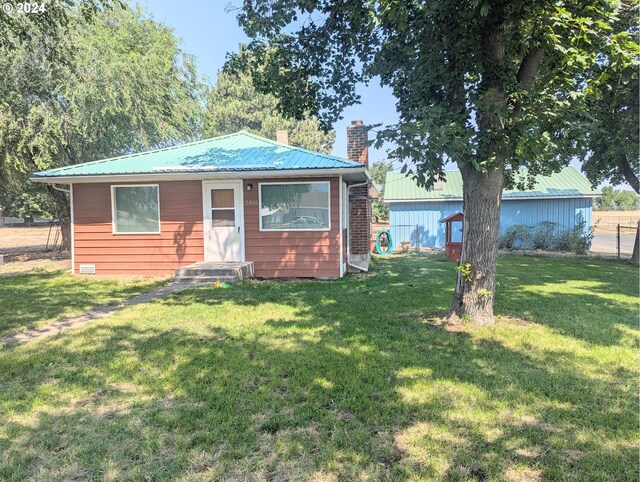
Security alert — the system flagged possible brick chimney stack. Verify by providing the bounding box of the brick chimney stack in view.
[346,120,371,273]
[276,130,289,145]
[346,120,368,167]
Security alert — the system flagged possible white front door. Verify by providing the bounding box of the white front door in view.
[203,181,244,262]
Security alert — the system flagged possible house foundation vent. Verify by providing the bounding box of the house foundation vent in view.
[79,264,96,275]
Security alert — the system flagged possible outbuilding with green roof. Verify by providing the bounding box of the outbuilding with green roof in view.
[384,166,600,249]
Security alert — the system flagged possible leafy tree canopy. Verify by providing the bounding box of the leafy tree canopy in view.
[0,4,204,246]
[229,0,623,188]
[369,160,392,222]
[369,160,393,189]
[0,0,120,63]
[572,1,639,193]
[203,69,334,153]
[595,186,640,211]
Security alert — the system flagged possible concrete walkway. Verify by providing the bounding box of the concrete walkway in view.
[1,282,203,347]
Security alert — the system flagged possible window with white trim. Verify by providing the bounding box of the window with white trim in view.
[112,185,160,234]
[260,182,330,231]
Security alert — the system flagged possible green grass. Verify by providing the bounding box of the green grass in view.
[0,254,637,480]
[0,268,167,338]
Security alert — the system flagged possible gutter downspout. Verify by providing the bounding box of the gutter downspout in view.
[346,179,371,272]
[51,184,70,194]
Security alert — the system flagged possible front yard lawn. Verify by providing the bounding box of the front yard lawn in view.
[0,269,167,338]
[0,254,637,480]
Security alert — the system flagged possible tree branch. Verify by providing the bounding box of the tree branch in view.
[322,1,343,34]
[512,46,544,119]
[619,153,640,194]
[438,18,466,115]
[517,46,544,90]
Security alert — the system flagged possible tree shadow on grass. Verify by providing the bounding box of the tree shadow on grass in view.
[0,279,636,480]
[165,253,637,347]
[0,271,164,337]
[494,254,638,346]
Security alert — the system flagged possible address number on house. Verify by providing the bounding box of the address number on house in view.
[244,200,258,206]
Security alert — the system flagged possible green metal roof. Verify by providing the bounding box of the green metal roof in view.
[33,131,363,179]
[384,166,600,202]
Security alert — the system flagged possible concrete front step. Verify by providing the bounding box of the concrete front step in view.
[176,268,243,277]
[173,261,254,283]
[169,275,240,284]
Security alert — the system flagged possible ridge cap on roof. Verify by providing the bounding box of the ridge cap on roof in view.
[237,130,362,167]
[384,164,599,201]
[35,132,250,176]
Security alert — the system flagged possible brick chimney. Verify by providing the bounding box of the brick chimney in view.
[276,130,288,145]
[346,120,371,273]
[346,120,368,167]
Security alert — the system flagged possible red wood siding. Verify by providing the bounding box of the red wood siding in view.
[244,177,341,278]
[72,177,343,278]
[72,181,204,274]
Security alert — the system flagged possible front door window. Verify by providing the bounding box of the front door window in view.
[211,189,236,227]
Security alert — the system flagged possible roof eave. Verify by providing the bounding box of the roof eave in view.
[384,194,601,203]
[30,167,370,184]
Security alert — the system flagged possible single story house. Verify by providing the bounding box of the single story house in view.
[384,166,600,248]
[31,121,373,278]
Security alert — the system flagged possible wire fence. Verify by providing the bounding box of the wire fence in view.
[381,221,637,259]
[0,217,54,227]
[590,224,638,259]
[593,213,639,233]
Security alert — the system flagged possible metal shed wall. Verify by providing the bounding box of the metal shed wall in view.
[389,197,593,248]
[500,198,592,234]
[389,201,464,248]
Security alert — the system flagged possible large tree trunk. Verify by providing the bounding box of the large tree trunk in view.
[446,16,508,325]
[45,185,71,252]
[447,164,505,325]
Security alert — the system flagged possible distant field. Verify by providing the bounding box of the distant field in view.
[0,226,52,253]
[593,210,639,233]
[0,226,70,273]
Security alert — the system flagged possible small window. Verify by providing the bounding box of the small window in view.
[260,182,330,231]
[112,185,160,234]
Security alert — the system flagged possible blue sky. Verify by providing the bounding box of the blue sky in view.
[141,0,398,164]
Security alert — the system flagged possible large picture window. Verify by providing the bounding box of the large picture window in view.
[260,182,330,231]
[112,185,160,234]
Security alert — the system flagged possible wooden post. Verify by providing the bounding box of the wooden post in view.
[415,224,419,253]
[617,224,621,259]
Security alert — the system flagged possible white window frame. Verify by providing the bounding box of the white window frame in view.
[110,184,161,235]
[258,181,331,232]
